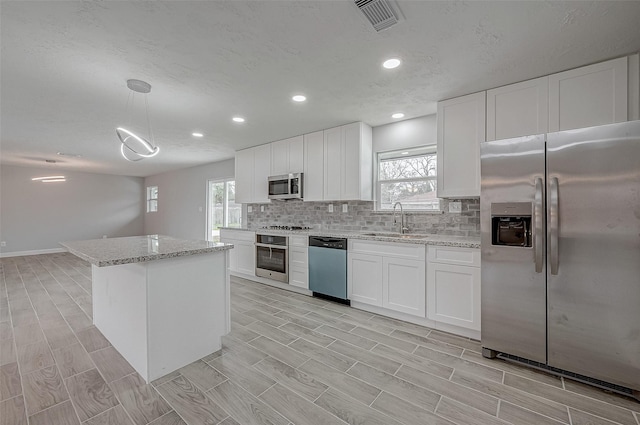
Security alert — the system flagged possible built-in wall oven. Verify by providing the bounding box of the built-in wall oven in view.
[255,234,288,283]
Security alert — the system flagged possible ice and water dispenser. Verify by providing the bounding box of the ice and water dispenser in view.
[491,202,532,247]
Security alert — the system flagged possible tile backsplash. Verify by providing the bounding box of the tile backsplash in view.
[247,199,480,237]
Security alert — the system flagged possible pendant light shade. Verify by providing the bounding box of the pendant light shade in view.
[116,79,160,162]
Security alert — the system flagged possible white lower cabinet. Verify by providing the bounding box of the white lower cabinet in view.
[426,246,481,332]
[220,229,255,276]
[348,240,425,317]
[348,253,383,306]
[288,235,308,289]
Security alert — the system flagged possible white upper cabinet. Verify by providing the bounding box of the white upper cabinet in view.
[271,135,304,175]
[487,76,549,141]
[303,130,324,202]
[235,144,271,204]
[234,148,254,204]
[437,92,485,198]
[323,122,373,201]
[548,56,628,132]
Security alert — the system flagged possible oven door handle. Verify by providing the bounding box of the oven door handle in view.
[255,243,288,249]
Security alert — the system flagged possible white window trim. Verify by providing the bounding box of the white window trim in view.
[375,146,440,212]
[146,186,158,213]
[206,178,240,241]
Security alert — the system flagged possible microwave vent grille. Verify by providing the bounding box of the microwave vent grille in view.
[354,0,398,32]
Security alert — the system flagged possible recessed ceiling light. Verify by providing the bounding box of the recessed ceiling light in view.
[401,152,410,155]
[192,132,204,137]
[232,117,245,123]
[292,95,306,102]
[383,58,401,69]
[392,113,404,119]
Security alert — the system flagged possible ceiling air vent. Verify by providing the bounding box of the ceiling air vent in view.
[354,0,398,32]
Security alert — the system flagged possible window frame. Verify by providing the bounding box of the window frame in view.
[206,178,241,241]
[146,185,158,213]
[375,146,440,212]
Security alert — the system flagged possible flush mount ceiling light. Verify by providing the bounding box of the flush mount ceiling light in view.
[292,95,307,102]
[392,112,404,119]
[192,132,204,137]
[383,58,401,69]
[32,175,66,183]
[232,116,245,123]
[116,79,160,162]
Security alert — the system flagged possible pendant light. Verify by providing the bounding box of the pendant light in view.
[116,79,160,161]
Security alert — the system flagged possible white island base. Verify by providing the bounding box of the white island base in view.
[92,252,229,383]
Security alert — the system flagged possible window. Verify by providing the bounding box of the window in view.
[146,186,158,212]
[376,146,440,211]
[207,179,242,241]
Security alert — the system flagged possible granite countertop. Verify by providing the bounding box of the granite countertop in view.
[60,235,233,267]
[220,227,480,248]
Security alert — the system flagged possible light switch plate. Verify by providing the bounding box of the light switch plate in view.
[449,201,462,213]
[247,206,253,213]
[261,205,265,212]
[342,204,348,213]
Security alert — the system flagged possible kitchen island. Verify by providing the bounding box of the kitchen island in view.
[60,235,233,383]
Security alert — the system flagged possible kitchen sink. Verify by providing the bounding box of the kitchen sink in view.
[360,232,429,239]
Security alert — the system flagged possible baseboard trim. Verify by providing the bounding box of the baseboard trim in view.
[0,248,67,258]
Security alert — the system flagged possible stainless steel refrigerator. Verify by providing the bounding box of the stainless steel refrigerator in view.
[480,120,640,399]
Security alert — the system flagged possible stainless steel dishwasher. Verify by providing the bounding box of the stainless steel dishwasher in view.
[308,236,349,304]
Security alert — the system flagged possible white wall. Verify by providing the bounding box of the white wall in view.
[144,159,234,240]
[0,165,145,255]
[373,114,436,153]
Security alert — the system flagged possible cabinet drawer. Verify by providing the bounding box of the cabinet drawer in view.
[427,246,480,267]
[290,247,308,267]
[289,235,308,247]
[220,229,255,242]
[349,240,425,260]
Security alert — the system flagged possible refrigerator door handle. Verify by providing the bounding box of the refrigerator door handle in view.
[550,177,559,275]
[534,177,544,273]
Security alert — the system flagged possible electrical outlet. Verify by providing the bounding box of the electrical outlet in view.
[342,204,348,213]
[449,201,462,213]
[247,206,253,213]
[260,205,265,212]
[198,206,203,212]
[328,204,334,213]
[102,235,107,239]
[0,241,6,247]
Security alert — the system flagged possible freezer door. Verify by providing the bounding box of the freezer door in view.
[480,135,547,362]
[547,120,640,391]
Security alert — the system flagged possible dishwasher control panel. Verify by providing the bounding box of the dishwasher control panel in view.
[309,236,347,250]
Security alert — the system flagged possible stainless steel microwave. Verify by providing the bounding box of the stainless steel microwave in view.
[268,173,303,200]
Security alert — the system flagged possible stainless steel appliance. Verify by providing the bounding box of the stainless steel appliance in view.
[480,120,640,400]
[255,234,288,283]
[308,236,348,303]
[268,173,303,200]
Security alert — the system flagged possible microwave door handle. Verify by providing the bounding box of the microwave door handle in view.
[534,177,544,273]
[549,177,559,275]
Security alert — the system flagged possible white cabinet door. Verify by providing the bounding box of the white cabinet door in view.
[549,56,628,132]
[323,126,342,201]
[253,144,272,203]
[289,247,308,289]
[232,242,256,276]
[303,130,324,201]
[437,92,485,198]
[348,252,383,306]
[270,139,290,176]
[271,135,304,175]
[235,148,254,204]
[382,257,426,317]
[342,122,362,201]
[427,262,480,331]
[288,135,304,173]
[487,77,549,141]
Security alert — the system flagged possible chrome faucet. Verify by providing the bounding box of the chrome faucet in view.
[392,202,408,234]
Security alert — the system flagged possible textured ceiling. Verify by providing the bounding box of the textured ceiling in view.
[2,1,640,177]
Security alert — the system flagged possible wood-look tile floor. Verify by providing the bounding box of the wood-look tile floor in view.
[1,253,639,425]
